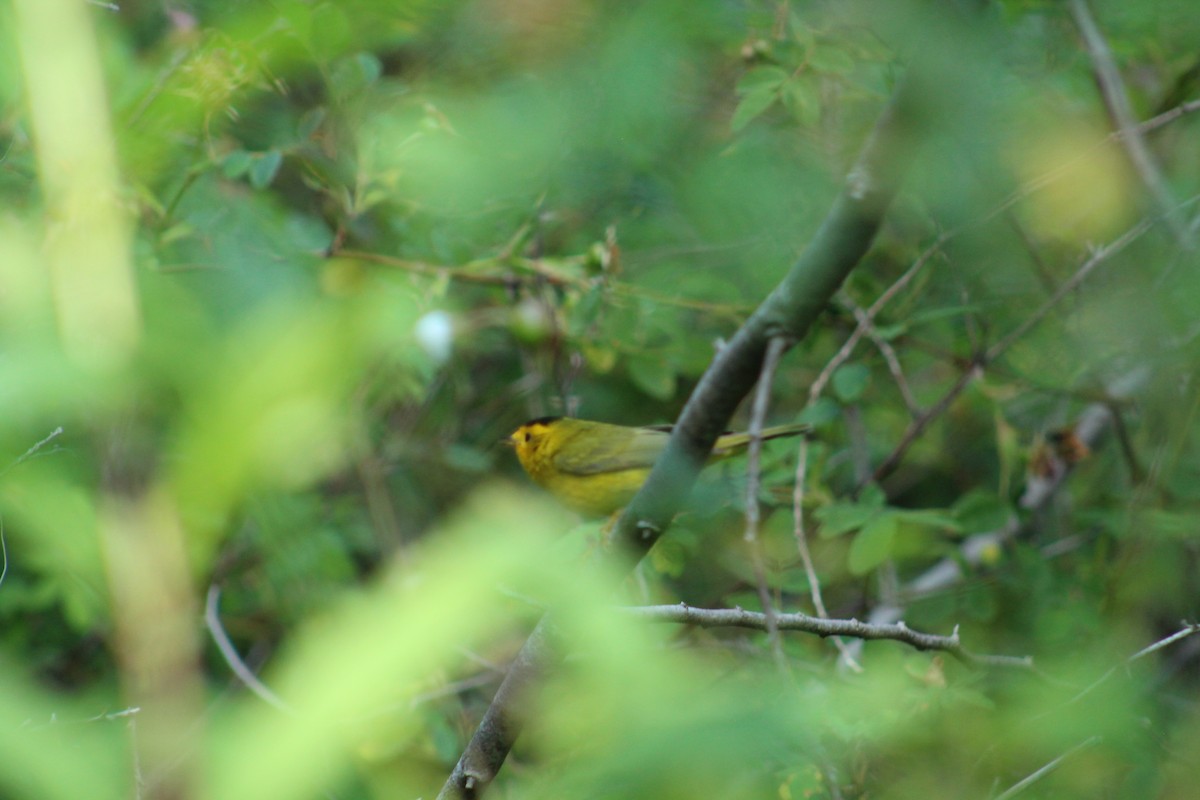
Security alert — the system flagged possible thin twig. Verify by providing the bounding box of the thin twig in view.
[793,439,863,672]
[992,736,1102,800]
[1062,621,1200,708]
[624,604,1033,668]
[1003,208,1060,295]
[871,210,1166,487]
[339,248,747,316]
[0,427,66,593]
[1069,0,1194,250]
[843,296,921,418]
[204,585,296,716]
[1106,401,1145,483]
[985,216,1158,362]
[1129,621,1200,661]
[744,336,790,674]
[850,367,1150,664]
[870,362,984,485]
[809,235,947,401]
[796,239,946,666]
[983,98,1200,228]
[0,426,64,480]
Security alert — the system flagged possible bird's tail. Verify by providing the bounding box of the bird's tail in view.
[711,422,810,455]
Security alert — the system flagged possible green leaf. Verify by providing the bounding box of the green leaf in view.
[354,52,383,84]
[158,222,196,246]
[222,150,254,179]
[297,108,326,140]
[627,355,676,401]
[731,86,779,131]
[249,151,283,189]
[808,45,856,74]
[650,539,686,577]
[848,513,897,575]
[907,304,983,327]
[780,78,819,126]
[797,397,841,427]
[893,508,963,534]
[1143,509,1200,540]
[859,482,887,508]
[330,52,384,96]
[872,322,907,340]
[953,490,1015,534]
[735,66,789,95]
[815,500,880,538]
[832,363,870,403]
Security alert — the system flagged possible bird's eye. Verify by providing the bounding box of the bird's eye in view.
[524,432,532,442]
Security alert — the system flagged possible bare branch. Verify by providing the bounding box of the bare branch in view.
[623,604,1033,669]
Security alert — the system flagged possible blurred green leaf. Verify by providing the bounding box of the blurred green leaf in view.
[222,150,254,179]
[893,508,962,534]
[797,397,841,427]
[736,66,790,95]
[780,77,820,126]
[249,150,284,189]
[832,362,871,403]
[953,490,1015,534]
[809,45,856,74]
[297,108,326,140]
[731,86,780,132]
[848,512,897,575]
[627,354,676,401]
[208,486,577,800]
[649,538,687,577]
[815,499,881,538]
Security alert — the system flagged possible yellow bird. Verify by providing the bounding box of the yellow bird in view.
[507,416,809,516]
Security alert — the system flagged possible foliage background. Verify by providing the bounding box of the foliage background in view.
[1,0,1199,798]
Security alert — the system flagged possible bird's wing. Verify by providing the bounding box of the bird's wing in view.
[551,424,670,475]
